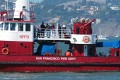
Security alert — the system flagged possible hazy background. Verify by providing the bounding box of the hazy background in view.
[32,0,43,3]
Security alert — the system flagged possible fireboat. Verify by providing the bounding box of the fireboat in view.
[0,0,120,72]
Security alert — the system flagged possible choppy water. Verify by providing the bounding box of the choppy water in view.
[0,72,120,80]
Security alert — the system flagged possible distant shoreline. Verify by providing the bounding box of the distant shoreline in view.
[32,0,43,3]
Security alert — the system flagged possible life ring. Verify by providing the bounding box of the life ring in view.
[2,48,9,55]
[82,36,90,43]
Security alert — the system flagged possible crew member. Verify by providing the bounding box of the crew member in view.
[40,22,45,38]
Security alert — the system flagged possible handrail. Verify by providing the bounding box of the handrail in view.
[34,29,72,39]
[0,10,35,21]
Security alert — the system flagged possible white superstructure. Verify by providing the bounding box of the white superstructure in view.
[14,0,30,20]
[0,0,34,42]
[0,22,34,42]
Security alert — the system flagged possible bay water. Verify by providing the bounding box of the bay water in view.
[0,72,120,80]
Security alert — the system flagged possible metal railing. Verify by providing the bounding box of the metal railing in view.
[34,29,72,39]
[0,10,35,21]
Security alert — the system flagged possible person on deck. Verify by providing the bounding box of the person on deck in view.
[62,24,66,38]
[40,22,46,38]
[51,23,55,30]
[45,24,51,38]
[58,24,61,38]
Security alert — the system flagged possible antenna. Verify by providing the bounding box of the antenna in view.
[5,0,9,10]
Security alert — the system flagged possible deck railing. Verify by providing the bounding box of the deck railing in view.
[34,29,72,39]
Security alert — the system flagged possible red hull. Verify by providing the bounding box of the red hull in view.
[1,65,120,72]
[0,55,120,72]
[0,41,33,55]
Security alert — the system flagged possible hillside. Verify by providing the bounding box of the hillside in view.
[0,0,120,36]
[34,0,120,36]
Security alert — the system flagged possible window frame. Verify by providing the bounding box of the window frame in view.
[10,23,16,31]
[0,23,3,31]
[18,23,24,31]
[4,23,9,31]
[25,23,31,31]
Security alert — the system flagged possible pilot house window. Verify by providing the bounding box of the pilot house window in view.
[18,23,23,31]
[10,23,16,31]
[4,23,9,30]
[0,23,3,31]
[25,23,31,31]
